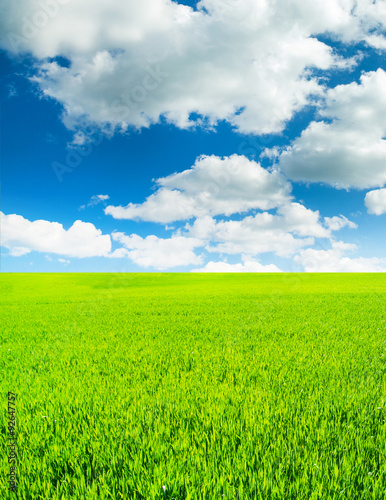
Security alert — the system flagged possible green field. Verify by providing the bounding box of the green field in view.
[1,273,386,499]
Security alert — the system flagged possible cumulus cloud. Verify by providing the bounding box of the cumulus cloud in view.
[324,215,357,231]
[0,212,112,257]
[111,231,203,269]
[365,188,386,215]
[184,202,334,258]
[108,191,360,266]
[294,241,386,272]
[278,69,386,189]
[1,0,377,135]
[105,155,292,222]
[192,259,282,273]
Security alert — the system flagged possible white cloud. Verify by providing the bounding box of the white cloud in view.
[278,203,330,238]
[294,241,386,272]
[2,0,377,135]
[192,259,282,273]
[70,131,88,146]
[111,231,203,269]
[80,194,110,210]
[105,155,292,222]
[93,194,109,202]
[106,189,198,224]
[278,69,386,189]
[0,212,112,257]
[348,0,386,48]
[324,215,357,231]
[184,202,333,258]
[58,258,70,265]
[365,188,386,215]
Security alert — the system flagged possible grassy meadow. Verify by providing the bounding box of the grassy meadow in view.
[1,273,386,499]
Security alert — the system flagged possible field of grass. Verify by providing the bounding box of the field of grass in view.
[1,273,386,499]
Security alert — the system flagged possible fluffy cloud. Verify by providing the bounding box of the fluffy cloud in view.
[111,232,203,269]
[184,203,358,258]
[192,259,282,273]
[294,241,386,272]
[105,155,292,222]
[1,212,112,257]
[2,0,378,135]
[5,0,385,59]
[324,215,357,231]
[184,202,335,258]
[107,175,359,265]
[278,69,386,189]
[365,188,386,215]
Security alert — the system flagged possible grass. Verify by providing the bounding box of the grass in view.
[1,273,386,499]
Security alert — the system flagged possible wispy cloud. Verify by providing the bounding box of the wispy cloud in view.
[79,194,110,211]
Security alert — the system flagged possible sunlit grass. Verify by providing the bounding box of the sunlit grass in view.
[1,273,386,499]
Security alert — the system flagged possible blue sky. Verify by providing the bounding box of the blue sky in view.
[0,0,386,272]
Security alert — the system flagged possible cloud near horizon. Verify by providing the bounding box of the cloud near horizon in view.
[1,204,361,271]
[105,155,292,223]
[0,212,112,258]
[294,241,386,272]
[192,259,282,273]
